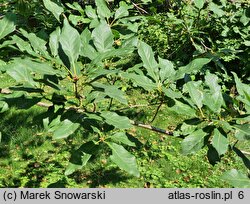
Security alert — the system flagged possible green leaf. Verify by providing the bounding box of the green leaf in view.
[91,47,134,65]
[0,40,14,50]
[234,124,250,141]
[92,20,114,53]
[11,58,57,76]
[176,58,211,79]
[95,0,111,19]
[49,27,61,57]
[92,83,128,105]
[20,29,48,57]
[65,154,91,176]
[182,129,207,155]
[185,81,204,109]
[69,15,91,26]
[211,128,228,156]
[65,141,99,176]
[59,19,81,75]
[108,142,139,177]
[243,41,250,46]
[232,72,250,112]
[0,132,1,143]
[138,41,159,81]
[221,169,250,188]
[43,0,64,22]
[209,2,225,17]
[240,9,250,26]
[111,132,136,147]
[11,35,37,56]
[194,0,205,10]
[214,120,233,132]
[66,2,85,15]
[236,115,250,124]
[1,94,41,109]
[204,73,224,113]
[85,5,98,19]
[0,13,16,40]
[80,28,92,45]
[80,28,97,60]
[0,60,6,71]
[180,122,197,136]
[122,73,157,91]
[158,57,175,82]
[170,99,197,117]
[233,72,250,98]
[0,101,9,113]
[101,111,132,129]
[86,67,119,81]
[52,119,80,139]
[6,63,37,87]
[162,87,182,99]
[114,2,130,20]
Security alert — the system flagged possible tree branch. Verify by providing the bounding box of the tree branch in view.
[130,120,173,136]
[35,102,173,136]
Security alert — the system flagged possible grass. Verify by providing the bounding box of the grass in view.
[0,104,248,188]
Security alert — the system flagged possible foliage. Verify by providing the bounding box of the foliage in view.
[139,0,250,81]
[0,106,247,187]
[0,0,249,187]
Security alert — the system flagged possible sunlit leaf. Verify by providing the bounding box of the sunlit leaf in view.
[115,2,130,20]
[52,119,80,139]
[6,63,37,87]
[92,20,114,53]
[234,124,250,141]
[80,28,97,60]
[182,129,207,155]
[222,169,250,188]
[194,0,205,10]
[111,132,136,147]
[158,57,175,82]
[20,29,48,57]
[122,73,157,91]
[85,5,98,19]
[138,41,159,81]
[59,18,81,75]
[0,101,9,113]
[185,81,204,109]
[108,142,140,177]
[0,13,16,40]
[101,111,132,129]
[11,35,37,56]
[204,73,224,113]
[92,83,128,105]
[43,0,64,22]
[176,58,211,79]
[49,27,61,57]
[211,128,228,156]
[95,0,111,19]
[170,99,197,117]
[65,141,99,176]
[209,2,225,17]
[65,154,91,176]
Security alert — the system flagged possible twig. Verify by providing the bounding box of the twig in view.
[150,101,163,123]
[37,102,52,108]
[35,102,173,136]
[241,150,250,156]
[130,120,173,136]
[117,102,162,111]
[131,1,148,14]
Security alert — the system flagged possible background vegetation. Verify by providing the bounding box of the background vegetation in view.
[0,0,249,187]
